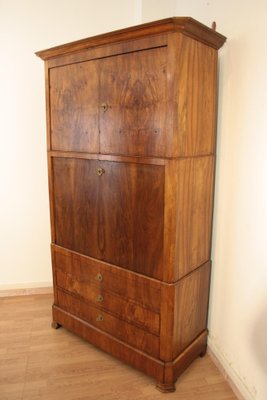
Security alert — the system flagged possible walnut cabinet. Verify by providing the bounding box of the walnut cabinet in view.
[36,17,226,392]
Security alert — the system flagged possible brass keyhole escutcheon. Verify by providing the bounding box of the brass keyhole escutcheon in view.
[96,314,104,322]
[96,294,103,302]
[100,102,108,112]
[96,167,105,176]
[95,273,103,281]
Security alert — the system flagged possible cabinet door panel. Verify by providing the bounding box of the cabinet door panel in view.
[50,61,99,152]
[100,161,164,279]
[100,47,168,157]
[53,158,164,280]
[53,158,101,259]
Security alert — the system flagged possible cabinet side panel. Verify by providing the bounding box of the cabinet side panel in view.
[175,156,214,279]
[173,262,210,358]
[173,34,218,157]
[47,154,56,244]
[165,34,180,158]
[163,159,178,282]
[45,63,52,150]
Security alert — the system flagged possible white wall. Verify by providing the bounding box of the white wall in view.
[1,1,267,399]
[0,0,138,288]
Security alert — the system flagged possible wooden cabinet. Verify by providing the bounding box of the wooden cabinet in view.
[36,17,226,392]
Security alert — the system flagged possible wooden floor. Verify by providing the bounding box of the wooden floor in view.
[0,294,237,400]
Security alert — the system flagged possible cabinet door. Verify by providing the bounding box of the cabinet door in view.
[53,157,102,259]
[99,161,164,279]
[53,158,164,280]
[50,61,99,152]
[99,47,168,157]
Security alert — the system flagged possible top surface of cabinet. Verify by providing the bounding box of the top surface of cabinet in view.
[36,17,226,60]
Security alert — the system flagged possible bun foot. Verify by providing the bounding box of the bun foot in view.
[156,382,176,393]
[199,345,207,358]
[51,321,61,329]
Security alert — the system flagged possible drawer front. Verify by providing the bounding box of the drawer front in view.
[53,245,161,312]
[57,289,159,358]
[56,268,160,335]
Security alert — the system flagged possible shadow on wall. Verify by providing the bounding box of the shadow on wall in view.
[251,299,267,373]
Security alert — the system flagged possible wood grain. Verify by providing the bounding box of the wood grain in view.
[100,46,168,157]
[49,150,167,165]
[52,304,165,383]
[52,245,161,312]
[47,32,219,158]
[159,262,210,362]
[46,35,168,69]
[99,160,164,278]
[159,283,175,361]
[52,157,99,256]
[56,269,160,335]
[163,156,214,282]
[172,262,211,358]
[36,17,226,392]
[53,157,164,279]
[49,61,99,152]
[175,157,214,279]
[173,35,218,157]
[56,289,160,358]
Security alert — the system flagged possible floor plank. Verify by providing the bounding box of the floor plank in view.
[0,294,237,400]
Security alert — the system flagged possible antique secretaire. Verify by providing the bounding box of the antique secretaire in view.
[36,17,226,391]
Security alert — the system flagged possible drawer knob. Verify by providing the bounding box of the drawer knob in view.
[96,167,105,176]
[96,314,104,322]
[95,273,103,281]
[96,294,103,302]
[100,102,108,112]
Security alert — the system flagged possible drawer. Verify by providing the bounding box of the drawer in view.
[52,245,161,312]
[56,268,159,335]
[57,289,159,358]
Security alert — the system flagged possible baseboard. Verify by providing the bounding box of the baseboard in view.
[208,341,254,400]
[0,283,53,297]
